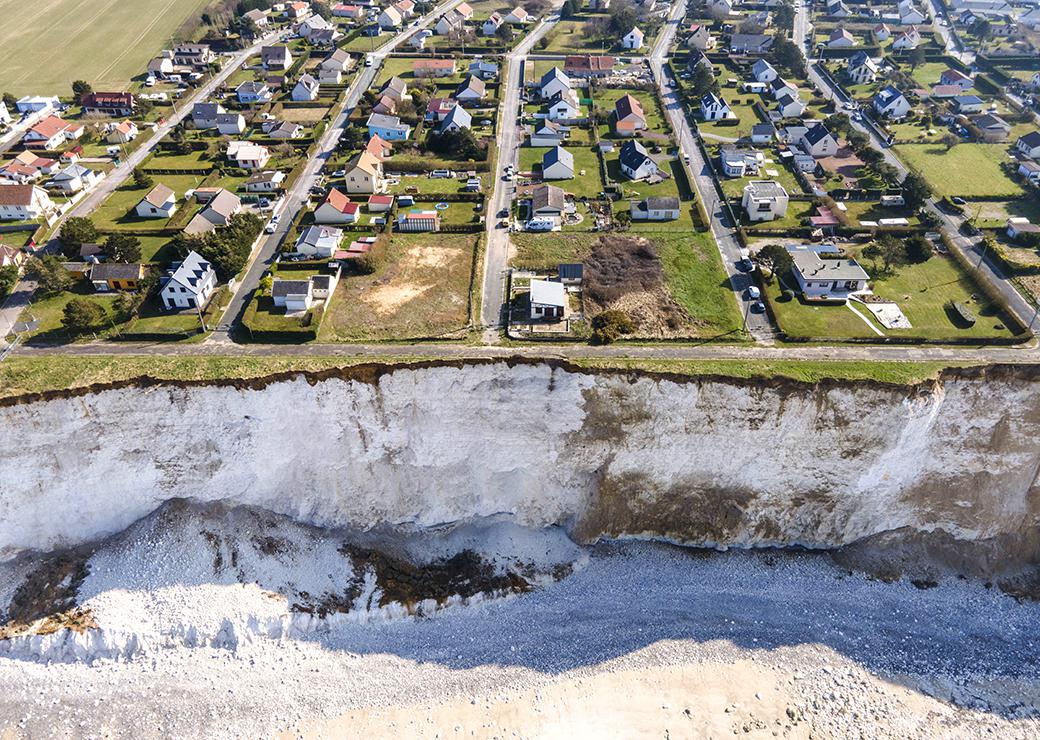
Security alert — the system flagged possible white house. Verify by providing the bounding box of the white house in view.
[1015,131,1040,159]
[687,24,713,50]
[741,180,789,222]
[752,59,778,84]
[892,26,921,49]
[227,141,272,170]
[828,28,856,47]
[531,120,566,147]
[622,27,645,50]
[939,68,973,91]
[295,225,343,257]
[0,184,52,221]
[874,23,891,41]
[161,251,217,310]
[292,75,320,102]
[799,123,838,158]
[541,146,574,180]
[873,85,911,119]
[505,6,530,23]
[790,250,870,300]
[440,104,472,132]
[343,151,384,194]
[540,67,571,100]
[630,196,681,221]
[720,147,761,178]
[547,89,582,121]
[619,139,658,180]
[846,52,878,84]
[776,93,806,118]
[135,184,177,219]
[314,188,361,223]
[185,189,242,235]
[107,120,139,144]
[483,12,504,34]
[1017,160,1040,183]
[699,92,731,121]
[898,0,926,24]
[245,170,286,192]
[529,279,566,321]
[261,45,293,70]
[216,113,246,136]
[50,164,100,194]
[378,5,403,28]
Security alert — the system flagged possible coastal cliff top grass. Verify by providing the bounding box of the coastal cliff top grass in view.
[0,355,976,399]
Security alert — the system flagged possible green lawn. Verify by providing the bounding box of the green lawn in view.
[518,145,604,198]
[16,285,121,343]
[719,159,804,201]
[607,158,697,232]
[142,150,214,170]
[593,88,668,139]
[91,174,211,231]
[655,231,744,338]
[893,143,1024,199]
[906,61,954,89]
[741,199,815,230]
[698,97,762,140]
[511,232,599,269]
[375,56,464,86]
[541,18,614,54]
[389,175,469,194]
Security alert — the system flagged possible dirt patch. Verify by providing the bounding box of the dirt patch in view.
[366,283,433,314]
[0,550,97,640]
[817,146,865,186]
[583,235,691,335]
[279,107,331,123]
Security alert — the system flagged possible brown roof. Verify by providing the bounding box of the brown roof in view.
[82,92,134,107]
[564,55,616,73]
[614,93,645,121]
[414,58,455,70]
[90,263,144,281]
[0,184,35,206]
[144,184,175,207]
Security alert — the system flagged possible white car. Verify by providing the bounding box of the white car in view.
[265,215,280,234]
[746,286,761,300]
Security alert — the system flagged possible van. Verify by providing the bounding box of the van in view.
[430,169,452,178]
[365,55,374,67]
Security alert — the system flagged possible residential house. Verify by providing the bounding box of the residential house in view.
[1006,217,1040,240]
[939,68,973,90]
[953,94,984,113]
[262,46,293,70]
[972,113,1011,142]
[319,50,353,83]
[1017,160,1040,184]
[741,180,789,221]
[531,120,566,146]
[687,23,713,50]
[366,112,411,140]
[173,44,215,68]
[245,170,286,192]
[380,76,409,102]
[161,251,216,310]
[373,94,397,115]
[846,51,878,84]
[800,123,838,157]
[148,55,176,78]
[873,85,911,119]
[90,263,145,292]
[720,146,761,177]
[244,8,269,26]
[752,59,778,83]
[237,81,273,104]
[0,245,24,268]
[216,113,246,136]
[874,23,891,40]
[790,250,869,300]
[378,5,403,28]
[408,29,431,49]
[456,2,475,20]
[687,49,713,76]
[185,189,242,234]
[365,134,393,160]
[367,194,394,212]
[622,27,645,50]
[292,74,320,101]
[0,184,52,220]
[898,0,926,24]
[769,76,798,100]
[699,92,731,121]
[285,1,312,19]
[227,141,272,169]
[930,84,963,99]
[541,146,575,180]
[343,150,384,193]
[708,0,734,17]
[107,120,139,144]
[295,225,343,257]
[751,122,775,144]
[469,60,499,80]
[440,105,473,132]
[298,15,337,39]
[23,116,83,150]
[631,196,681,221]
[528,279,565,321]
[413,58,456,77]
[483,13,504,34]
[426,97,457,121]
[135,184,177,218]
[397,209,441,231]
[827,0,851,16]
[192,102,225,129]
[263,120,304,138]
[394,0,415,17]
[563,55,616,78]
[730,33,773,54]
[619,139,658,180]
[530,183,565,217]
[273,276,333,312]
[540,67,571,99]
[892,26,921,49]
[505,6,530,23]
[333,4,366,19]
[80,92,135,117]
[776,93,805,118]
[314,188,362,223]
[1015,131,1040,159]
[435,8,464,34]
[548,89,582,121]
[828,28,856,47]
[455,75,486,102]
[15,96,59,114]
[50,164,100,194]
[613,93,647,134]
[0,101,11,124]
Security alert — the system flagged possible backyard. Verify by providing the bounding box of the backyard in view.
[892,143,1024,199]
[518,145,604,198]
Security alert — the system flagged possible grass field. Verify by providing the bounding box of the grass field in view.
[0,0,211,96]
[892,144,1024,199]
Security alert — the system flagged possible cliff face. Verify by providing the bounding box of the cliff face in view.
[2,361,1039,569]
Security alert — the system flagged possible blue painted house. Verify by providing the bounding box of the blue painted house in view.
[366,112,412,141]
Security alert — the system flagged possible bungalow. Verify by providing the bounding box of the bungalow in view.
[455,75,486,102]
[263,120,304,138]
[929,84,963,99]
[631,196,681,221]
[892,27,921,49]
[107,120,139,144]
[23,116,83,150]
[699,92,731,121]
[741,180,789,221]
[720,146,761,177]
[192,102,225,129]
[687,23,713,50]
[751,122,775,144]
[380,76,409,102]
[776,93,806,118]
[50,164,100,194]
[160,251,216,311]
[619,139,658,180]
[366,112,411,141]
[1006,217,1040,240]
[80,92,135,117]
[135,184,177,219]
[622,27,645,50]
[873,85,911,119]
[90,263,145,292]
[440,105,473,132]
[227,141,272,169]
[366,134,392,160]
[216,113,246,136]
[244,170,286,192]
[0,184,53,221]
[237,81,273,104]
[469,60,499,80]
[791,250,869,300]
[530,183,565,217]
[373,94,397,115]
[343,150,384,193]
[531,120,566,147]
[333,4,366,19]
[173,44,215,68]
[295,225,343,257]
[541,146,575,180]
[939,68,973,90]
[800,123,838,157]
[953,94,984,113]
[1015,131,1040,159]
[564,55,616,78]
[434,8,464,34]
[367,194,395,212]
[972,113,1010,142]
[413,58,456,78]
[292,74,320,101]
[529,279,566,321]
[752,59,778,84]
[273,275,333,312]
[483,13,504,34]
[548,89,582,121]
[315,188,362,223]
[898,0,926,24]
[244,8,269,25]
[505,6,530,23]
[873,23,891,41]
[15,95,59,114]
[613,93,647,134]
[828,28,856,47]
[426,97,457,121]
[261,46,293,71]
[1017,160,1040,184]
[730,33,773,54]
[397,209,441,232]
[539,67,571,99]
[185,189,242,235]
[846,52,878,85]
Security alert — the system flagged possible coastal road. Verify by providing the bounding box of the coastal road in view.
[647,0,776,342]
[211,0,464,341]
[479,8,565,338]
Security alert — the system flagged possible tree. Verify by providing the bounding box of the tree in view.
[59,217,99,258]
[607,2,637,36]
[875,162,901,186]
[105,233,142,264]
[969,18,991,48]
[770,38,806,77]
[133,168,154,189]
[62,298,107,336]
[847,129,870,152]
[863,234,906,274]
[901,171,932,210]
[590,310,634,344]
[757,244,793,279]
[425,127,485,160]
[561,0,581,18]
[905,234,933,263]
[313,2,333,20]
[28,256,72,297]
[824,113,852,137]
[613,210,631,230]
[774,1,795,33]
[940,132,960,151]
[0,265,17,299]
[258,274,273,296]
[2,92,16,110]
[72,80,93,103]
[908,47,926,71]
[690,64,716,98]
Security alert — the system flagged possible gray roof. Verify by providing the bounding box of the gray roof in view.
[531,183,565,212]
[619,139,652,170]
[367,112,406,130]
[543,145,574,170]
[973,113,1009,130]
[540,66,570,89]
[874,85,905,108]
[745,180,788,198]
[791,251,869,281]
[802,123,833,146]
[167,250,213,294]
[751,122,774,137]
[1017,131,1040,147]
[192,102,222,119]
[642,196,680,210]
[529,278,566,307]
[91,263,142,281]
[271,278,312,297]
[440,105,472,130]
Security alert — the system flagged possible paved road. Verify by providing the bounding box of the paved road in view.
[478,9,565,337]
[647,0,775,343]
[795,2,1040,334]
[0,106,57,156]
[211,0,463,342]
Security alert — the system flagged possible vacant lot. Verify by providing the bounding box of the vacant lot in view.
[0,0,211,96]
[892,144,1024,199]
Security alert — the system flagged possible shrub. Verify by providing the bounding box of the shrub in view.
[590,309,634,344]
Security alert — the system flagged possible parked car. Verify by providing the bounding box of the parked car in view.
[498,208,509,218]
[751,300,765,313]
[265,215,280,234]
[746,286,761,300]
[332,170,345,178]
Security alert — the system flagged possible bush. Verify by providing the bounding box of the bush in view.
[590,309,634,344]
